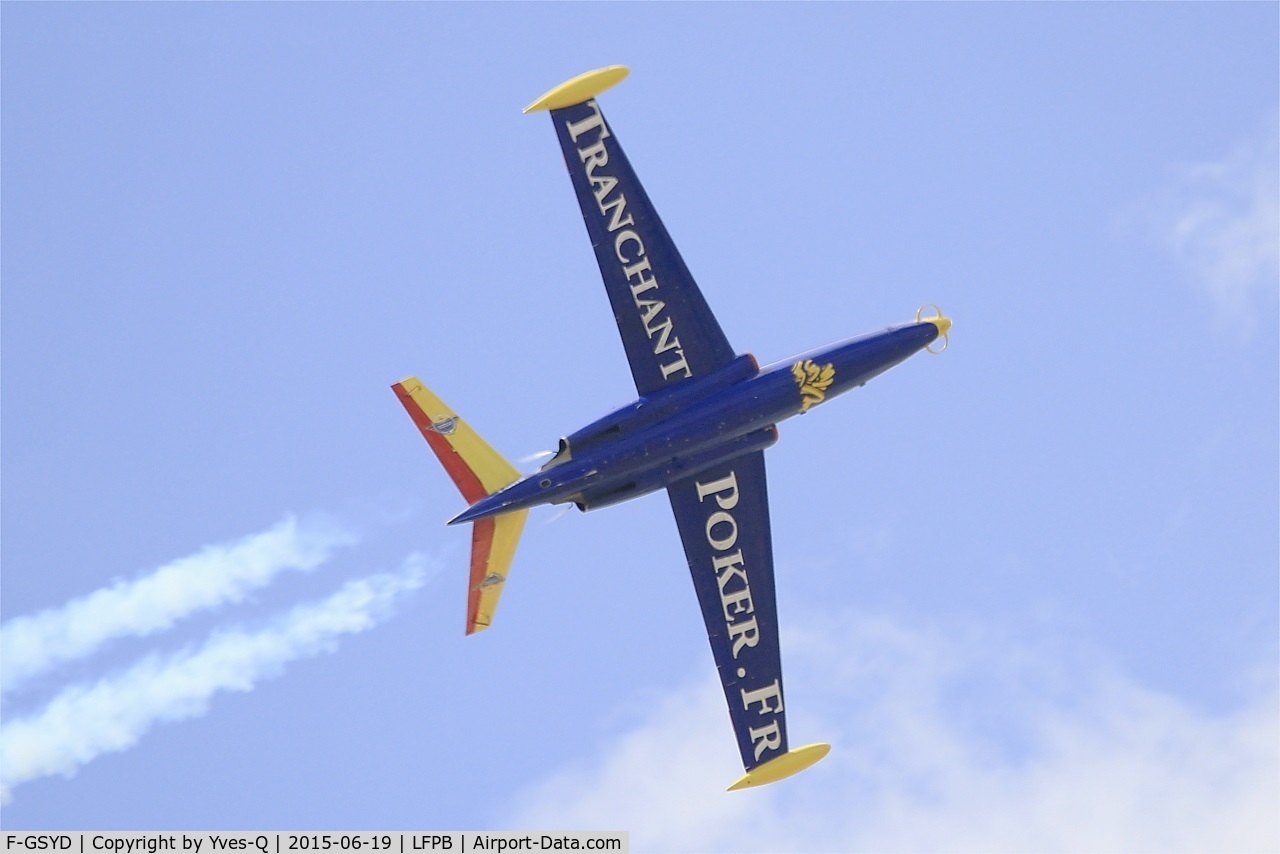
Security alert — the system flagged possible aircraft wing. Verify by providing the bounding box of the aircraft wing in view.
[666,450,795,783]
[527,67,736,396]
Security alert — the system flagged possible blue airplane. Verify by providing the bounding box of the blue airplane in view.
[394,66,950,791]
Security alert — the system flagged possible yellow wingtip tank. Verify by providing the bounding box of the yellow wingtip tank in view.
[726,742,832,791]
[523,65,630,113]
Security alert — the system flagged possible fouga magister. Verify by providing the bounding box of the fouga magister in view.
[393,66,951,791]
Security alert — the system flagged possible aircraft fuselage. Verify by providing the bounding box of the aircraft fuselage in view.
[449,318,941,526]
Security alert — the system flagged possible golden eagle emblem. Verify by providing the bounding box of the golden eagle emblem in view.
[792,359,835,413]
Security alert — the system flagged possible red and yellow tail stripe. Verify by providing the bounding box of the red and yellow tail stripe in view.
[393,377,528,635]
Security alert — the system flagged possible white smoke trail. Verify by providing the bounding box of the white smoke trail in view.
[0,555,428,802]
[0,516,355,694]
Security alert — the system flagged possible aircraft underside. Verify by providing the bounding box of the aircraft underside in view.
[394,65,950,790]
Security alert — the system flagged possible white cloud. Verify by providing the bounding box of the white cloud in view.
[1151,118,1279,338]
[0,555,428,803]
[0,516,357,694]
[507,611,1279,853]
[507,681,759,850]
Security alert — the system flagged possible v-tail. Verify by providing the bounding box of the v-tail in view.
[392,378,528,635]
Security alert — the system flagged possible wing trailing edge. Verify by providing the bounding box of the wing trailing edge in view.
[392,377,528,634]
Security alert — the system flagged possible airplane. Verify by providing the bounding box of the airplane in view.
[392,65,951,791]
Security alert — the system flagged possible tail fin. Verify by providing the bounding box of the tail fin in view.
[393,377,529,635]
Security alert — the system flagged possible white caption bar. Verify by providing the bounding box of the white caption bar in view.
[1,834,627,854]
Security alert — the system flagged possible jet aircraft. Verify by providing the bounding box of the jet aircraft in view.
[393,66,951,791]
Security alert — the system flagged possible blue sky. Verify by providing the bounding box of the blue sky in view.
[3,3,1276,849]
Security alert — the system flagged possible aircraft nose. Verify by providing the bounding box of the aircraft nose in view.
[915,305,951,353]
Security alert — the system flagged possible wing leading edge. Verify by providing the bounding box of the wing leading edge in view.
[527,67,735,396]
[666,449,829,790]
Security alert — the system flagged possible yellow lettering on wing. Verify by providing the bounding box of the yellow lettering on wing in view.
[695,472,761,657]
[569,99,691,383]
